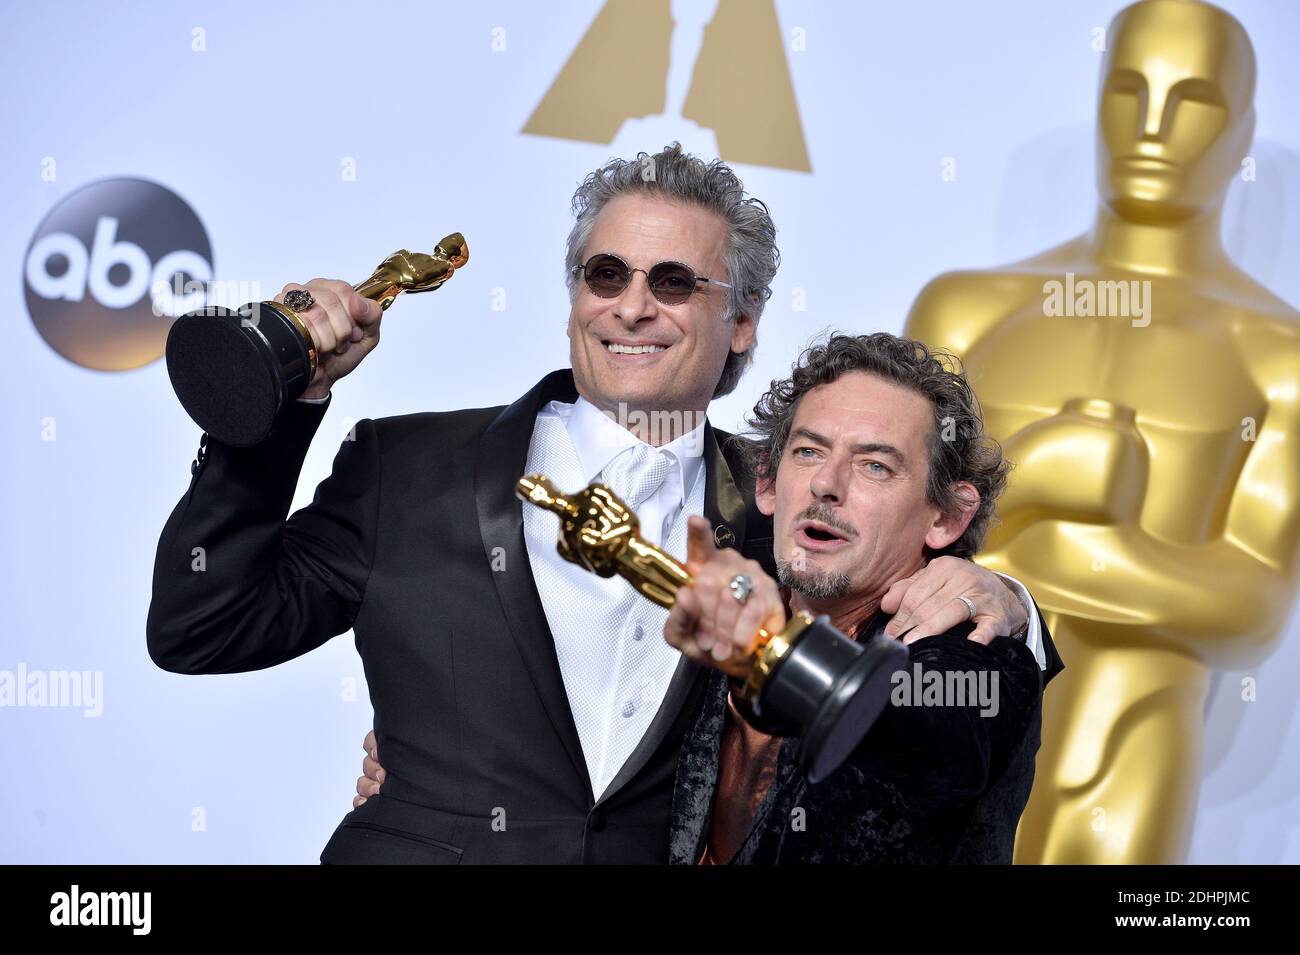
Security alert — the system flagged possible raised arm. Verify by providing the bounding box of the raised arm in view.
[146,397,380,674]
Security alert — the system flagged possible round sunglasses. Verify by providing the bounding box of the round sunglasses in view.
[572,252,732,306]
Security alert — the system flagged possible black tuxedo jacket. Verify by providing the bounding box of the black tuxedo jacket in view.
[147,369,774,864]
[669,611,1064,864]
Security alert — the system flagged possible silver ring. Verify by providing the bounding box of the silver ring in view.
[956,595,977,621]
[729,574,754,605]
[284,288,315,312]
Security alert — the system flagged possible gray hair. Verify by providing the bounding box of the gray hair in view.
[564,143,780,398]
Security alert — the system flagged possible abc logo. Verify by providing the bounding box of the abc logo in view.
[24,177,212,371]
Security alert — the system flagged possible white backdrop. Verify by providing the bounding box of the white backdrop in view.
[2,0,1296,863]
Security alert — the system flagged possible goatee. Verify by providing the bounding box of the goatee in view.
[776,558,852,600]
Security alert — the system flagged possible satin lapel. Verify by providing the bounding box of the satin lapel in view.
[597,423,750,805]
[703,424,749,557]
[474,369,593,800]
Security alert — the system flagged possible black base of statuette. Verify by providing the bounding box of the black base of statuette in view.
[165,302,314,447]
[755,616,908,784]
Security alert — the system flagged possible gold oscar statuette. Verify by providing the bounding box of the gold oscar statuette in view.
[516,473,907,783]
[905,0,1300,863]
[165,233,469,447]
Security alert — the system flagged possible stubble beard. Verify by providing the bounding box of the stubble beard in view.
[776,558,853,600]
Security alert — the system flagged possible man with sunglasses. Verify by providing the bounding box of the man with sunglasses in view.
[148,143,1053,864]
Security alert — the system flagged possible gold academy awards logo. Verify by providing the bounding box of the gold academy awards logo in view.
[523,0,811,172]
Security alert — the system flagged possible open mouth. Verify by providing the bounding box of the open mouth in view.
[795,519,853,550]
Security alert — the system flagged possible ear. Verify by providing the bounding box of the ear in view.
[923,482,979,552]
[729,309,756,356]
[755,463,777,517]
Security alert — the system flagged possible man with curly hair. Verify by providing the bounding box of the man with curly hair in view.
[664,332,1063,864]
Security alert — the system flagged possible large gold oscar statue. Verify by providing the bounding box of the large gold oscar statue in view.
[905,0,1300,863]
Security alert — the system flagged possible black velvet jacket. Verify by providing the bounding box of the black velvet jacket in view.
[669,611,1063,864]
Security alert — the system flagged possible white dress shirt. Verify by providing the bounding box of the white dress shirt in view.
[523,397,706,800]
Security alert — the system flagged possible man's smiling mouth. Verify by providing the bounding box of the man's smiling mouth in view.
[603,339,668,356]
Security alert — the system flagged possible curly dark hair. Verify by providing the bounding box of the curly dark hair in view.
[739,332,1009,560]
